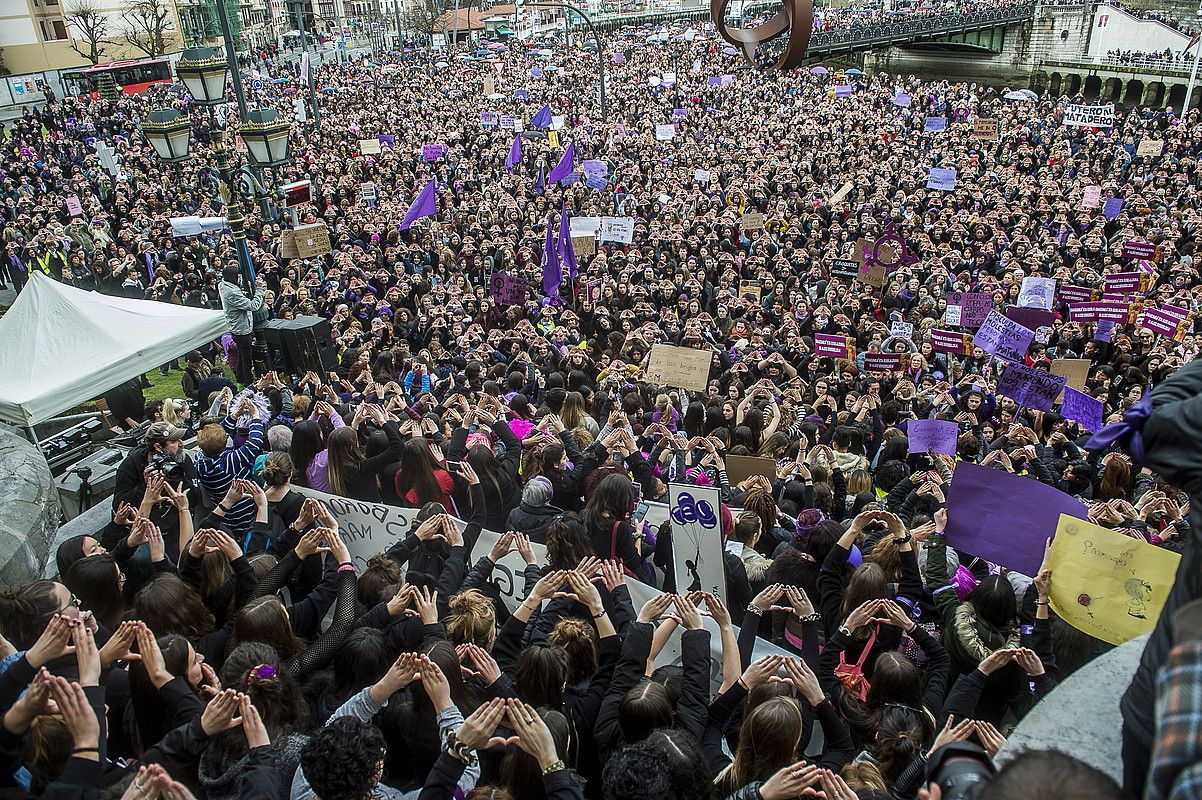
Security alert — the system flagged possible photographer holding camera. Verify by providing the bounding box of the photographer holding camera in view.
[110,420,197,561]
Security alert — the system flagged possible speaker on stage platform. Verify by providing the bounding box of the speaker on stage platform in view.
[261,316,338,376]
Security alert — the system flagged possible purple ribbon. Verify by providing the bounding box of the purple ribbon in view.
[1086,390,1153,465]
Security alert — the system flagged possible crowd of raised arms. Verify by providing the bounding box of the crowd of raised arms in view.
[1,8,1202,800]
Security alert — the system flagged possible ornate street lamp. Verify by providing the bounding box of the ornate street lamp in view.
[175,46,230,105]
[141,108,192,162]
[240,108,292,168]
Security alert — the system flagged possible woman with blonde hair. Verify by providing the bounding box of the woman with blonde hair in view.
[160,398,196,437]
[446,588,496,649]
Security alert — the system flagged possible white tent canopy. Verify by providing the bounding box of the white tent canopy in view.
[0,273,228,427]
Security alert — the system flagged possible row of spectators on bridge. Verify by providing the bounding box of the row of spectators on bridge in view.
[1104,47,1196,68]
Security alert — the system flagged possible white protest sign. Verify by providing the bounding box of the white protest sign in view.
[599,216,635,244]
[570,216,602,239]
[668,484,726,603]
[295,487,787,688]
[655,123,676,141]
[1064,103,1115,128]
[944,305,962,326]
[1018,276,1056,310]
[890,321,914,339]
[829,181,854,205]
[694,169,711,184]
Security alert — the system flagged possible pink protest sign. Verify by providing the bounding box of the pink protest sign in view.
[814,334,854,360]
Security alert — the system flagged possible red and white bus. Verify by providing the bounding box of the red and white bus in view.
[61,58,174,97]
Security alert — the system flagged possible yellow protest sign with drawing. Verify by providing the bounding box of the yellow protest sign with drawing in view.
[1048,514,1181,646]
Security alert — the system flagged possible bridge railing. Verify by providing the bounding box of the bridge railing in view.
[1039,55,1192,77]
[807,3,1035,51]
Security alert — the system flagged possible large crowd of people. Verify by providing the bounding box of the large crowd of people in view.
[1,11,1201,800]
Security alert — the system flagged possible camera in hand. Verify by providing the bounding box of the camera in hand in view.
[150,452,189,484]
[926,742,996,800]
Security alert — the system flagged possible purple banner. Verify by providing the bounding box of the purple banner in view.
[1103,197,1124,220]
[997,362,1067,412]
[1141,309,1188,340]
[946,462,1088,577]
[924,116,947,132]
[907,419,959,456]
[863,353,905,372]
[814,333,853,359]
[488,271,529,305]
[972,310,1034,363]
[930,328,971,355]
[1094,320,1115,342]
[1061,386,1103,434]
[1058,284,1097,304]
[1121,240,1156,259]
[1005,306,1055,332]
[1104,272,1148,295]
[421,143,446,161]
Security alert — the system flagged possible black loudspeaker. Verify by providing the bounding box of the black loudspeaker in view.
[261,316,338,376]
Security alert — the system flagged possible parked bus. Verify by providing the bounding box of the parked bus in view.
[60,58,174,97]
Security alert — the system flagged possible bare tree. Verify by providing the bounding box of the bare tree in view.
[401,0,440,39]
[66,0,110,65]
[122,0,174,57]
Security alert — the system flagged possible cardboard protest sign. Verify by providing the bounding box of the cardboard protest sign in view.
[930,328,971,355]
[1005,306,1055,332]
[1064,103,1115,128]
[924,116,947,133]
[997,362,1067,412]
[1018,276,1056,310]
[972,310,1034,363]
[293,222,331,257]
[359,138,382,155]
[669,484,726,599]
[646,344,711,392]
[572,236,595,259]
[1136,139,1164,158]
[1049,514,1181,645]
[907,419,959,456]
[1050,358,1091,394]
[279,229,299,259]
[945,462,1087,577]
[972,118,999,140]
[926,167,957,191]
[488,271,528,305]
[1060,386,1103,433]
[863,353,905,372]
[726,455,778,488]
[829,181,854,204]
[737,280,761,301]
[741,211,765,230]
[946,291,992,328]
[1082,185,1101,209]
[295,487,790,690]
[814,334,855,360]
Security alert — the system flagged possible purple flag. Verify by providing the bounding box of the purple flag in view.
[548,141,575,185]
[145,252,155,281]
[505,135,522,172]
[534,164,545,195]
[557,203,578,281]
[398,180,437,231]
[541,215,561,298]
[1061,386,1104,434]
[946,462,1088,577]
[532,104,553,130]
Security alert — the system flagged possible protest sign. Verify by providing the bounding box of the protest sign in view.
[737,280,761,301]
[1082,185,1101,209]
[1141,308,1189,341]
[814,333,855,360]
[358,138,382,155]
[294,487,789,688]
[1103,197,1124,220]
[1060,386,1103,433]
[1121,240,1156,259]
[945,462,1087,577]
[926,167,957,191]
[1049,514,1181,646]
[1005,306,1055,332]
[907,419,959,456]
[480,111,498,127]
[598,217,635,244]
[946,291,992,328]
[585,279,602,305]
[694,169,711,184]
[1049,358,1090,393]
[488,271,528,305]
[655,124,676,141]
[834,84,852,98]
[854,238,888,288]
[669,484,726,599]
[570,216,601,238]
[358,182,377,204]
[1104,272,1150,295]
[1159,303,1190,321]
[863,353,905,372]
[1035,326,1052,345]
[293,222,332,258]
[893,92,912,108]
[741,211,765,230]
[1018,276,1056,310]
[972,118,999,140]
[890,321,914,339]
[924,116,947,133]
[1059,285,1098,304]
[1064,103,1115,128]
[671,108,687,119]
[499,114,516,130]
[547,130,560,149]
[972,310,1034,363]
[1094,320,1115,342]
[997,362,1067,412]
[65,195,83,216]
[377,134,395,148]
[829,181,854,205]
[831,258,860,278]
[483,75,494,96]
[726,455,778,488]
[169,216,204,237]
[279,229,299,259]
[930,328,971,355]
[645,344,711,392]
[572,236,595,259]
[1136,139,1164,158]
